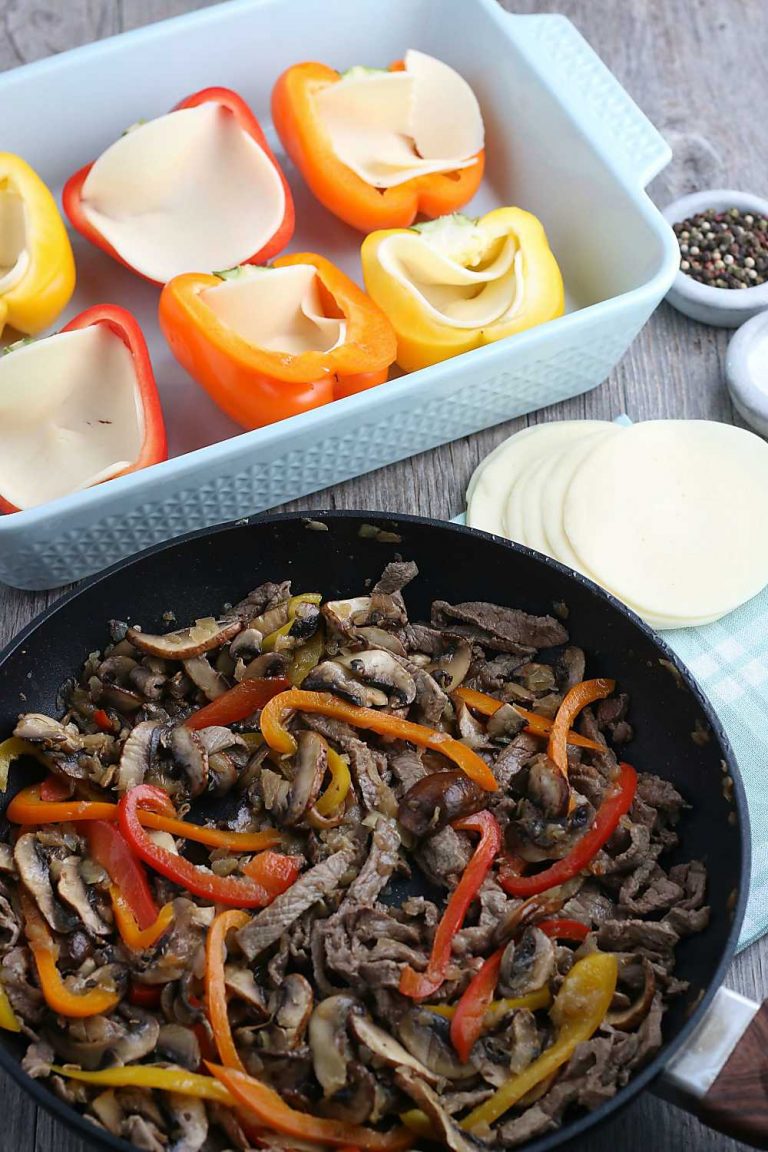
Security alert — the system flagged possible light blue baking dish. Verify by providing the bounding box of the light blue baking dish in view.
[0,0,678,590]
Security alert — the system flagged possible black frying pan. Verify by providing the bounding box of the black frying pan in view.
[0,511,759,1152]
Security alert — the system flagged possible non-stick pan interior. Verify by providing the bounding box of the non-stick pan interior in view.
[0,512,748,1152]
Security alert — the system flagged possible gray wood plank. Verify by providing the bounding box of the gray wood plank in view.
[1,1,766,1149]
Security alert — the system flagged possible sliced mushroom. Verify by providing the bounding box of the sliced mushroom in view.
[127,617,242,660]
[455,701,491,749]
[14,713,81,754]
[486,702,526,743]
[527,754,570,820]
[111,1009,161,1063]
[156,1024,201,1070]
[14,833,76,934]
[128,665,167,700]
[183,656,228,701]
[289,601,322,641]
[44,1014,128,1070]
[166,726,209,797]
[356,626,407,656]
[303,661,387,708]
[168,1093,208,1152]
[209,752,239,796]
[398,770,485,838]
[318,1062,377,1126]
[95,684,145,714]
[323,596,373,634]
[498,927,555,998]
[97,654,138,684]
[224,965,269,1018]
[270,973,314,1051]
[336,649,416,707]
[239,651,289,683]
[90,1090,123,1135]
[606,959,656,1031]
[284,731,327,826]
[394,1068,481,1152]
[309,995,359,1097]
[229,628,263,661]
[349,1013,441,1087]
[117,719,163,792]
[56,857,111,937]
[396,1008,476,1081]
[427,641,472,692]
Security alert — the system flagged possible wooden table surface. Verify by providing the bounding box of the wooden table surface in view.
[1,0,766,1148]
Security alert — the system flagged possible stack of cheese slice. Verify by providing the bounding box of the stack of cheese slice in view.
[467,420,768,630]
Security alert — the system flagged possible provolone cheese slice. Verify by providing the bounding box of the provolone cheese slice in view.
[0,185,29,294]
[564,420,768,620]
[80,104,286,283]
[201,266,345,356]
[0,326,143,510]
[314,49,483,189]
[538,428,621,568]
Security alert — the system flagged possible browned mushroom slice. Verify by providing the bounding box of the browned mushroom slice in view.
[224,966,269,1019]
[303,661,388,708]
[126,616,242,660]
[229,627,263,661]
[270,973,314,1051]
[14,833,76,934]
[309,995,360,1097]
[356,626,407,655]
[167,1093,208,1152]
[349,1013,441,1087]
[486,701,526,742]
[283,731,328,826]
[183,655,228,700]
[498,927,555,998]
[166,726,209,797]
[427,641,472,692]
[394,1067,483,1152]
[117,719,163,792]
[14,713,81,754]
[606,958,657,1031]
[95,683,145,713]
[156,1024,202,1071]
[336,649,416,707]
[396,1008,476,1081]
[398,770,486,838]
[56,857,111,937]
[238,651,289,683]
[527,754,570,819]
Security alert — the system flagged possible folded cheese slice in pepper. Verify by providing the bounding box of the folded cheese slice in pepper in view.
[0,327,144,510]
[314,50,484,189]
[79,104,286,283]
[201,265,346,355]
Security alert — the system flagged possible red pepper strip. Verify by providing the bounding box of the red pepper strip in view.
[399,811,502,1000]
[450,947,504,1063]
[260,689,498,792]
[499,762,638,898]
[84,820,158,931]
[548,678,615,781]
[206,909,251,1072]
[185,677,292,731]
[92,708,113,734]
[119,785,274,908]
[21,892,120,1019]
[208,1063,413,1150]
[537,918,590,942]
[128,983,162,1008]
[39,774,73,802]
[8,784,281,852]
[242,850,302,901]
[498,852,528,887]
[110,886,174,951]
[453,686,603,752]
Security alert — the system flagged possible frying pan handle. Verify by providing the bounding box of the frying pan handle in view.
[658,986,768,1148]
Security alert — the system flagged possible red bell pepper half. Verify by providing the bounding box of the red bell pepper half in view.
[63,87,294,284]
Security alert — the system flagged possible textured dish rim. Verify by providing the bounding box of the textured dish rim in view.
[662,189,768,316]
[0,509,749,1152]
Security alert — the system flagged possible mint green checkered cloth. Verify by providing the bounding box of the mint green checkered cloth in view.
[665,599,768,949]
[452,510,762,949]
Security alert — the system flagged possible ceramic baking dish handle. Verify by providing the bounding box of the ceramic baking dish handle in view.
[509,13,671,189]
[658,986,768,1147]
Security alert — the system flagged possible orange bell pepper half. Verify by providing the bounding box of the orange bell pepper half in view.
[272,61,484,233]
[64,87,294,285]
[159,253,397,430]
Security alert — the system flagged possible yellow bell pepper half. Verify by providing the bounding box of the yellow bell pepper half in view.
[361,208,564,372]
[0,154,75,338]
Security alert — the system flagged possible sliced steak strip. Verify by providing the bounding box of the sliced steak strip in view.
[237,847,357,961]
[344,818,400,907]
[431,599,568,653]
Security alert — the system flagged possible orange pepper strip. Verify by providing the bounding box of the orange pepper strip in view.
[260,689,498,793]
[21,892,120,1018]
[547,679,615,780]
[208,1063,413,1150]
[110,887,174,952]
[205,910,251,1072]
[7,785,281,852]
[453,686,603,752]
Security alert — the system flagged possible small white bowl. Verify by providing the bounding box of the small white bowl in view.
[725,310,768,436]
[662,190,768,327]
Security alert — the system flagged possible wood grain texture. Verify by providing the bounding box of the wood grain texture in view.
[701,1001,768,1148]
[1,1,766,1150]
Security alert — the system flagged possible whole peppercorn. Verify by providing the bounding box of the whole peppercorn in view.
[673,208,768,287]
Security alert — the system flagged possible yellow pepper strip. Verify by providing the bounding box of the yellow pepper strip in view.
[314,744,352,817]
[288,630,324,687]
[361,208,564,373]
[262,592,323,652]
[426,986,551,1023]
[260,689,498,792]
[50,1065,235,1105]
[0,736,51,792]
[400,1109,434,1138]
[0,980,21,1032]
[461,953,618,1130]
[110,887,174,952]
[21,892,121,1019]
[0,154,75,337]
